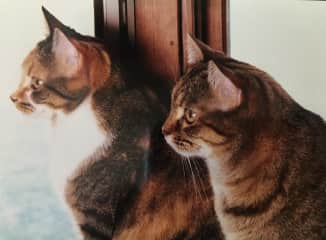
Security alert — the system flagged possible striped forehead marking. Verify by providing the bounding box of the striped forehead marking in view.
[175,107,184,120]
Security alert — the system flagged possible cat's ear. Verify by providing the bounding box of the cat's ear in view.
[186,34,204,66]
[42,6,66,34]
[208,60,242,111]
[52,28,80,70]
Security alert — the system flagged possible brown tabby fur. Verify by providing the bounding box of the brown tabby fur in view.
[163,36,326,240]
[10,8,222,240]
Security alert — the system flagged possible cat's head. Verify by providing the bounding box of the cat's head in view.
[162,35,284,160]
[10,7,110,117]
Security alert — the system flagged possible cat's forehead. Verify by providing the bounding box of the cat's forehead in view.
[21,46,52,79]
[173,67,210,107]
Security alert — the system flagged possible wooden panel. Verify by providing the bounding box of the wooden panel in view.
[96,0,229,82]
[181,0,195,72]
[205,0,229,53]
[135,0,181,84]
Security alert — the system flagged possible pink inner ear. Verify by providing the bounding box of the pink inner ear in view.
[52,28,80,70]
[208,60,242,111]
[186,34,204,66]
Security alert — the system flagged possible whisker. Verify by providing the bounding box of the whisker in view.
[183,156,197,201]
[186,156,204,202]
[181,157,186,181]
[189,157,206,202]
[192,158,209,201]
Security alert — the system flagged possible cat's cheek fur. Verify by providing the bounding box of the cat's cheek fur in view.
[197,143,214,159]
[164,135,192,157]
[26,90,55,119]
[164,135,182,155]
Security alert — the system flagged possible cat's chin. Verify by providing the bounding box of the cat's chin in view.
[15,105,35,115]
[22,103,57,121]
[174,149,197,158]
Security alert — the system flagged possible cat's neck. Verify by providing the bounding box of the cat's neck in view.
[209,136,280,203]
[205,134,286,237]
[49,96,111,195]
[99,64,126,91]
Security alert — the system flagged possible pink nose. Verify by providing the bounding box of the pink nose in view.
[162,125,168,135]
[162,123,174,135]
[10,95,18,103]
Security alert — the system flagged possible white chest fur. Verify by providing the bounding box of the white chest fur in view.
[49,97,109,198]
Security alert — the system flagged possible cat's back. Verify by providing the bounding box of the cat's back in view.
[276,106,326,239]
[287,106,326,166]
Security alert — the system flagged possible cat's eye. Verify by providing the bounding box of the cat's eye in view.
[184,109,197,124]
[31,78,44,90]
[35,79,44,86]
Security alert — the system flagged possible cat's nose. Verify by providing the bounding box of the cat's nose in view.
[162,123,174,136]
[10,94,18,103]
[162,125,168,135]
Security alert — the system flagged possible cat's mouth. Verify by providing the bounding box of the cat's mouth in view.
[165,135,200,157]
[16,102,35,114]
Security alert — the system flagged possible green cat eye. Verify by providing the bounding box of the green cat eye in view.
[185,109,197,124]
[35,79,44,86]
[31,78,44,90]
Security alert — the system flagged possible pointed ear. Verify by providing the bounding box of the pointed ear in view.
[52,28,80,71]
[208,61,242,111]
[186,34,204,66]
[42,6,66,34]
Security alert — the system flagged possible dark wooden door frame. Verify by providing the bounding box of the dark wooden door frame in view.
[94,0,135,57]
[180,0,229,71]
[94,0,229,83]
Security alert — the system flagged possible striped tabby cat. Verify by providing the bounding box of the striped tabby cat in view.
[10,8,222,240]
[162,35,326,240]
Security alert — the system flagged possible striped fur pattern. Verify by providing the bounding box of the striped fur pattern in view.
[10,9,223,240]
[163,36,326,240]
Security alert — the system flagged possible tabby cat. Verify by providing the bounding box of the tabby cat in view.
[10,8,222,240]
[162,35,326,240]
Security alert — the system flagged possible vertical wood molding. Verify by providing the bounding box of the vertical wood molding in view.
[224,0,230,55]
[194,0,204,40]
[97,0,135,58]
[94,0,104,38]
[205,0,223,51]
[181,0,195,73]
[103,0,121,58]
[126,0,135,48]
[205,0,229,54]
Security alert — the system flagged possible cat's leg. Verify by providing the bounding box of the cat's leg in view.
[64,178,116,240]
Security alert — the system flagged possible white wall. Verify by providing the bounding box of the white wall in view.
[230,0,326,118]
